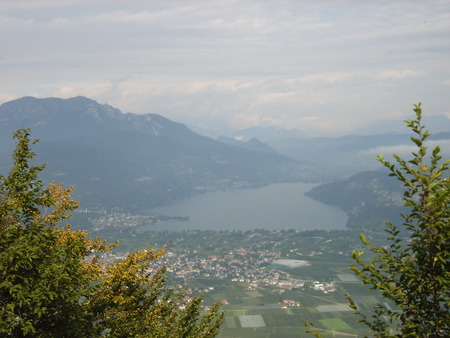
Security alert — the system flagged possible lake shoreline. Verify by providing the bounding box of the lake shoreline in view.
[139,182,348,232]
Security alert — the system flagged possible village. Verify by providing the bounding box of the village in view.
[101,236,337,310]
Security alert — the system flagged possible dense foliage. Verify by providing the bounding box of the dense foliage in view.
[0,129,223,337]
[349,104,450,336]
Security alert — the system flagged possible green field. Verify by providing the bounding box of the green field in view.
[194,276,381,337]
[319,318,352,330]
[97,228,392,337]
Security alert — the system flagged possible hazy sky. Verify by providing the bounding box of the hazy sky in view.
[1,0,450,136]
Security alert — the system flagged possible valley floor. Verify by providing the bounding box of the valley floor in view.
[94,228,390,337]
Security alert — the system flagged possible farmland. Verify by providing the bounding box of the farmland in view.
[95,228,390,337]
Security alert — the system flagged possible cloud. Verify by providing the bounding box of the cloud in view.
[363,140,450,158]
[375,69,425,80]
[1,1,450,137]
[258,91,296,104]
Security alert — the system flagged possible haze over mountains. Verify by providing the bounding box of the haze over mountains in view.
[0,96,313,212]
[1,96,449,229]
[233,123,450,176]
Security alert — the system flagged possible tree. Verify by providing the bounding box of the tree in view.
[0,129,224,337]
[305,104,450,337]
[89,249,224,337]
[347,103,450,336]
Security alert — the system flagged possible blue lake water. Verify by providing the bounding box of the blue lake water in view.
[141,182,348,231]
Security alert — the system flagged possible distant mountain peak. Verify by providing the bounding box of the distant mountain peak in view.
[233,125,304,142]
[0,96,196,140]
[0,96,121,122]
[217,135,278,154]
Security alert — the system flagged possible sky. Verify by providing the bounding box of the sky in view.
[1,0,450,137]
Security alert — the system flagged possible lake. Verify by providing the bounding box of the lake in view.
[141,182,348,231]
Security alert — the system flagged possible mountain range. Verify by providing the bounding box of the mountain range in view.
[266,131,450,177]
[230,118,450,177]
[0,96,315,212]
[2,96,448,231]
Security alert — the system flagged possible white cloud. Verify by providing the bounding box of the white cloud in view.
[1,0,450,136]
[363,140,450,158]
